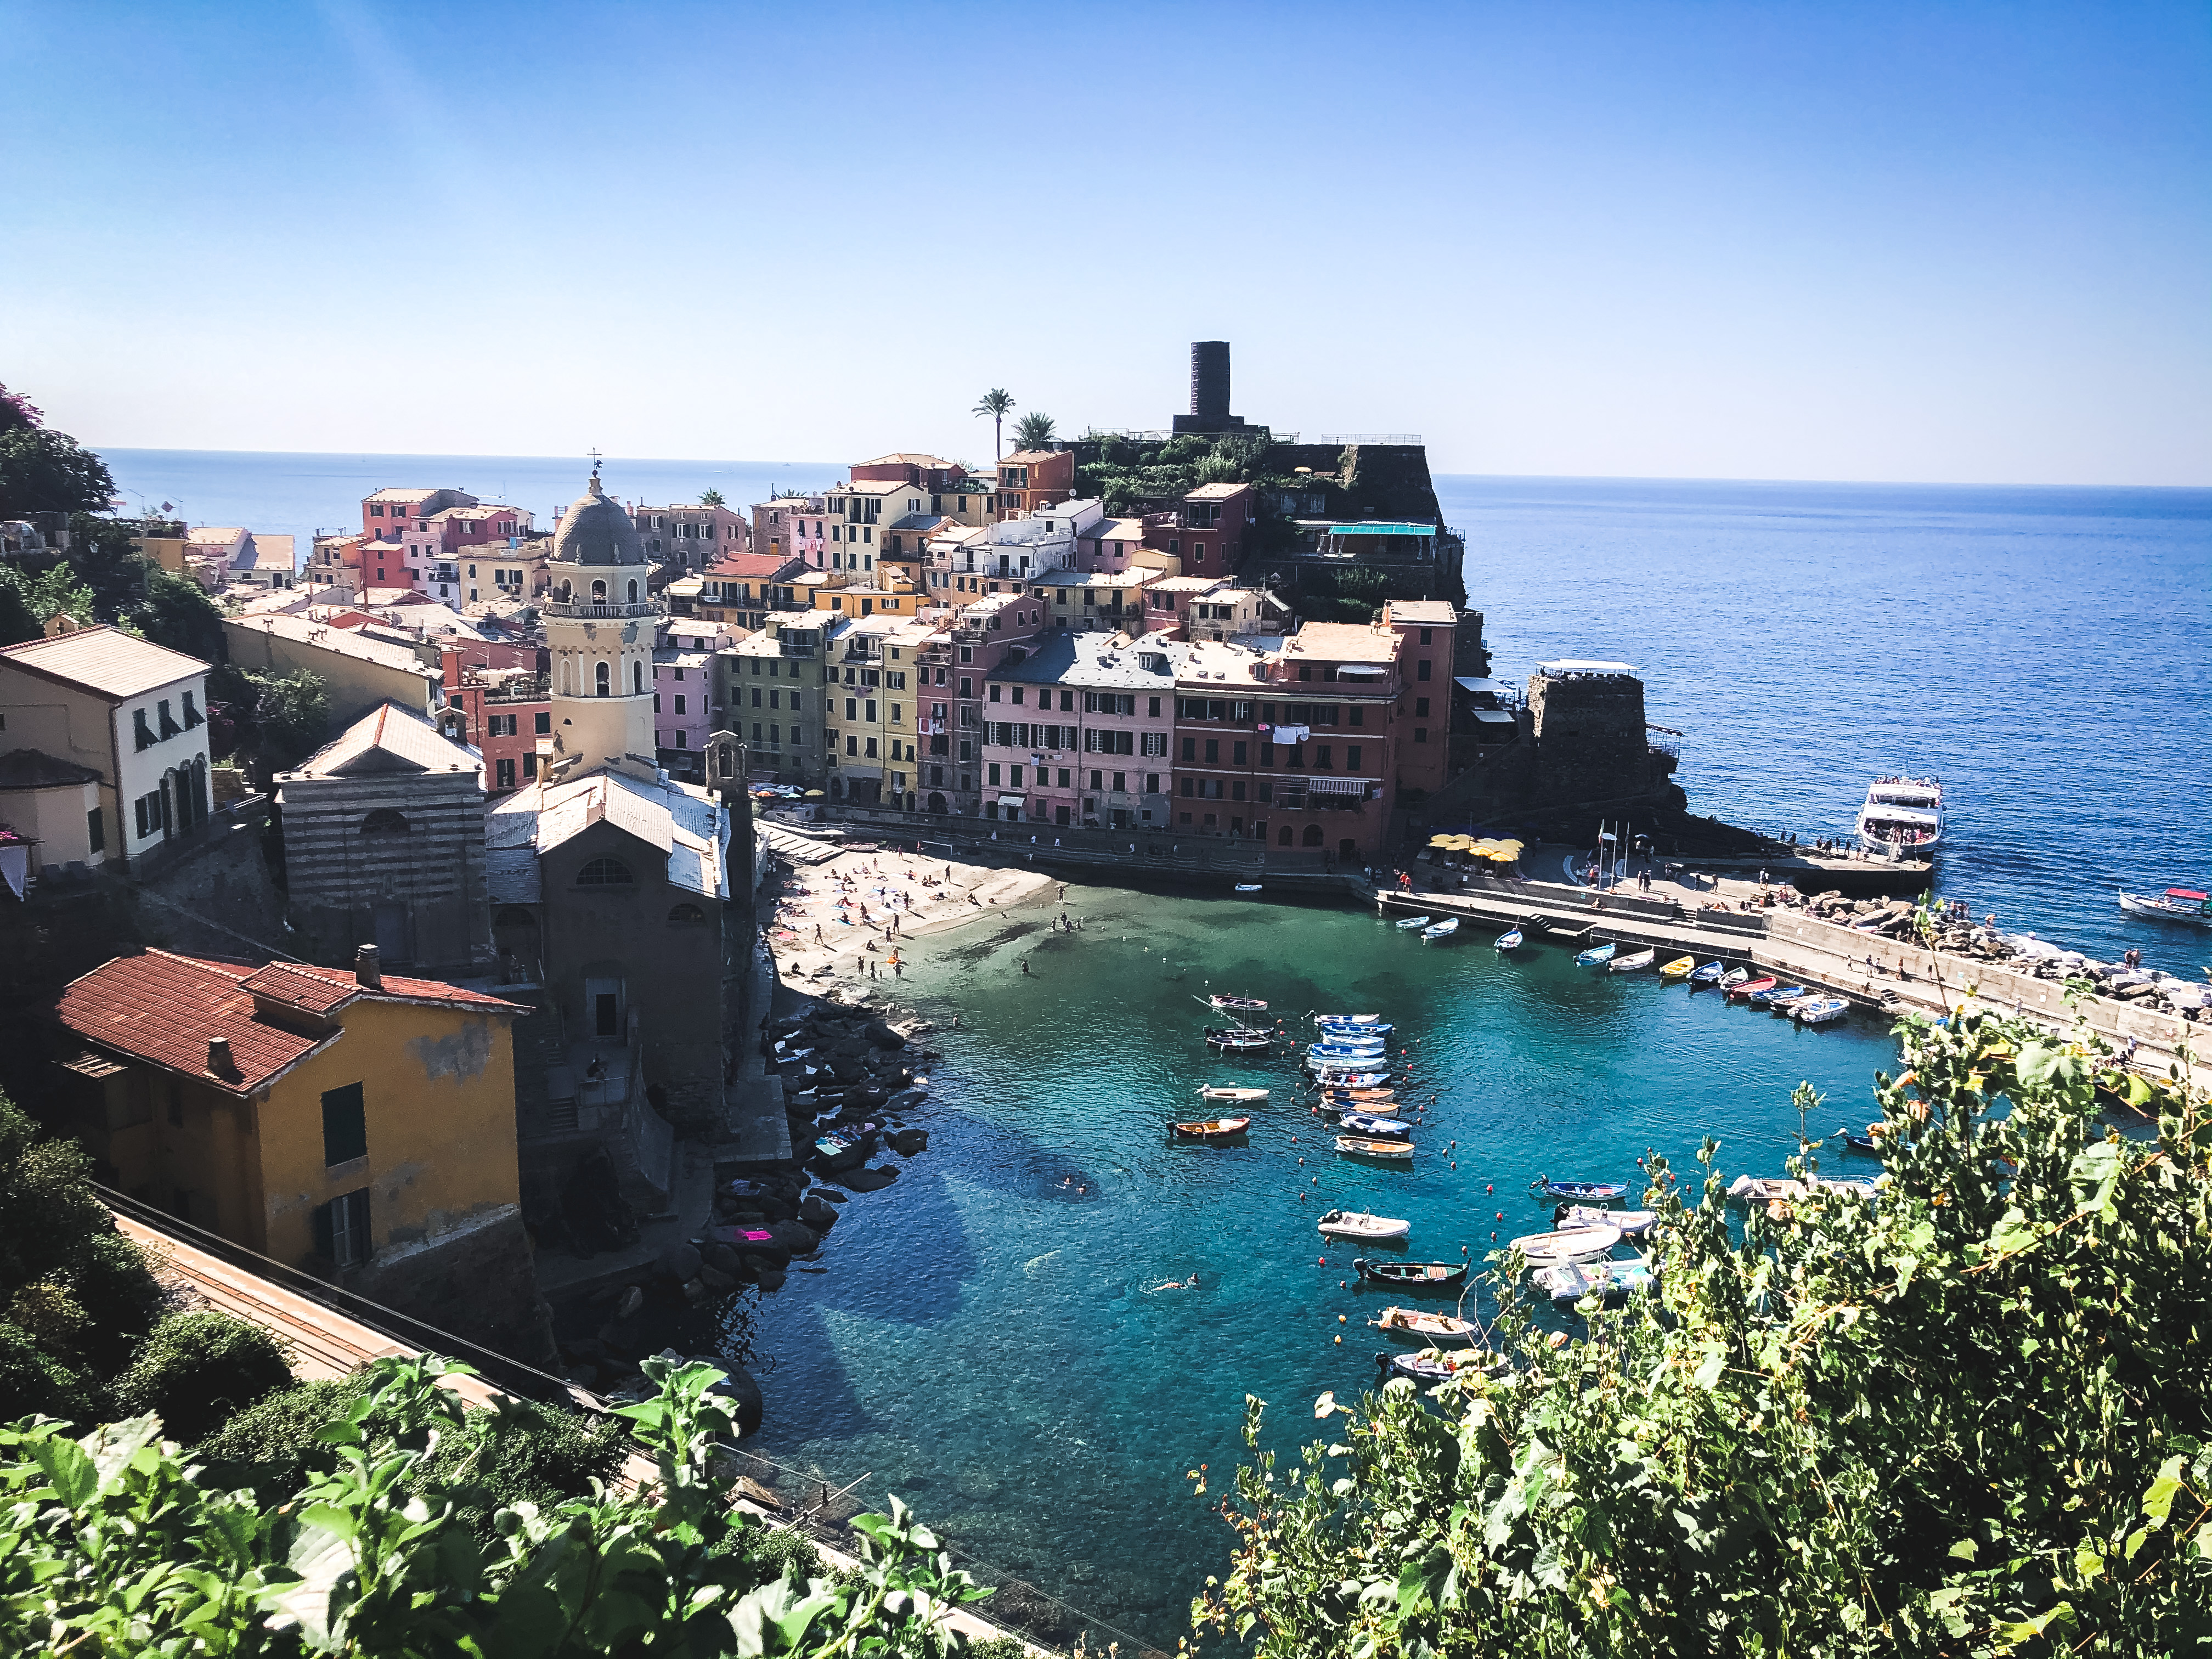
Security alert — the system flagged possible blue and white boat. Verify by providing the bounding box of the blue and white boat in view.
[1575,943,1618,968]
[1747,983,1801,1006]
[1795,997,1850,1025]
[1392,915,1434,931]
[1337,1110,1412,1137]
[1420,918,1460,942]
[1496,928,1523,950]
[1313,1013,1383,1025]
[1688,961,1724,987]
[1317,1020,1393,1039]
[1310,1047,1387,1064]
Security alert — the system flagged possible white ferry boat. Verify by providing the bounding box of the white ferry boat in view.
[1854,776,1943,859]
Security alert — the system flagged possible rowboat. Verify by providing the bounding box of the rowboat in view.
[1318,1026,1393,1045]
[1317,1210,1410,1241]
[1607,947,1657,973]
[1532,1177,1629,1202]
[1379,1347,1503,1384]
[1172,1116,1250,1140]
[1833,1128,1878,1154]
[1207,994,1268,1012]
[1538,1256,1656,1306]
[1206,1027,1273,1053]
[1311,1036,1387,1053]
[1337,1111,1412,1137]
[1370,1305,1480,1345]
[1768,987,1816,1010]
[2119,888,2212,926]
[1337,1135,1415,1161]
[1233,883,1263,893]
[1747,982,1801,1006]
[1658,955,1696,979]
[1725,975,1778,1001]
[1496,927,1523,950]
[1353,1257,1468,1289]
[1688,961,1724,986]
[1795,997,1849,1025]
[1575,943,1618,967]
[1726,1175,1878,1209]
[1393,915,1435,930]
[1314,1013,1383,1025]
[1420,918,1460,942]
[1197,1085,1269,1105]
[1505,1226,1622,1265]
[1307,1068,1391,1087]
[1310,1048,1387,1065]
[1319,1086,1396,1103]
[1558,1204,1655,1237]
[1720,967,1750,989]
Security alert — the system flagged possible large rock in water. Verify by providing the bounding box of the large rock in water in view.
[769,1221,820,1256]
[888,1127,928,1156]
[863,1021,907,1050]
[697,1358,764,1437]
[841,1165,899,1193]
[798,1195,839,1231]
[656,1243,703,1284]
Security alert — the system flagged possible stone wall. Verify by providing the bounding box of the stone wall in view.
[347,1206,557,1365]
[277,770,489,974]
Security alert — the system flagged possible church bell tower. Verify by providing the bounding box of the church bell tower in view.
[543,470,657,777]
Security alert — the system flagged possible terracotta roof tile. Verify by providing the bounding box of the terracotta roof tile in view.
[53,951,523,1095]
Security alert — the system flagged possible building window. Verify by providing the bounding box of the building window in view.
[320,1082,368,1167]
[575,857,633,885]
[360,808,409,836]
[667,902,706,924]
[596,662,611,697]
[315,1188,371,1268]
[534,710,552,735]
[133,709,154,751]
[495,757,517,789]
[488,713,518,737]
[86,807,103,853]
[1418,659,1432,680]
[1414,727,1429,743]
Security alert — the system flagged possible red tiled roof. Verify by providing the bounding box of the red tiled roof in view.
[53,951,522,1095]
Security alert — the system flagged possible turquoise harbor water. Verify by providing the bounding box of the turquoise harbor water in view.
[95,454,2209,1644]
[733,894,1903,1646]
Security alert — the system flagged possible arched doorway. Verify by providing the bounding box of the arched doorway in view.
[1301,825,1323,848]
[927,791,946,814]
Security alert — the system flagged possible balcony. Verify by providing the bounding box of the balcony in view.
[481,674,550,703]
[544,599,656,620]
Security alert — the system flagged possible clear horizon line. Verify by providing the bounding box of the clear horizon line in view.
[91,442,2212,496]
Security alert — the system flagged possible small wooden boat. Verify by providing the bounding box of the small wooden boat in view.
[1767,987,1816,1010]
[1318,1021,1393,1040]
[1337,1111,1411,1137]
[1197,1085,1269,1105]
[1206,1026,1273,1053]
[1318,1209,1410,1241]
[1796,997,1849,1025]
[1747,982,1802,1006]
[1505,1225,1621,1265]
[1558,1204,1655,1237]
[1233,883,1263,894]
[1833,1127,1878,1155]
[1420,918,1460,942]
[1353,1257,1468,1289]
[1207,994,1268,1012]
[1726,1175,1802,1205]
[1320,1091,1397,1108]
[1312,1031,1389,1048]
[1313,1013,1383,1025]
[1575,942,1618,967]
[1337,1135,1414,1161]
[1538,1257,1656,1306]
[1725,975,1778,1001]
[1370,1305,1479,1345]
[1495,927,1523,950]
[1532,1177,1629,1202]
[1658,955,1696,979]
[1378,1347,1505,1385]
[1607,947,1657,973]
[1719,966,1750,989]
[1308,1068,1391,1087]
[1688,961,1724,986]
[2118,888,2212,927]
[1393,914,1435,930]
[1172,1116,1250,1141]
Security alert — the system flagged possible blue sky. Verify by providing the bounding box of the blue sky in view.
[3,1,2207,483]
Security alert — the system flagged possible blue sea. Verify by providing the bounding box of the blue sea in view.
[97,452,2211,1650]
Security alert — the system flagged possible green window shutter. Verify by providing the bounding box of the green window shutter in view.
[321,1082,366,1166]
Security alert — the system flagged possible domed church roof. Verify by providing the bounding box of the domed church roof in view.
[550,473,648,567]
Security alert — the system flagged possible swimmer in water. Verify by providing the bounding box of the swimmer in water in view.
[1149,1273,1199,1291]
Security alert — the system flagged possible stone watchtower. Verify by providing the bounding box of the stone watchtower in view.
[543,472,657,779]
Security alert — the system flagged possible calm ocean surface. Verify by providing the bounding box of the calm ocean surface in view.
[98,451,2210,1646]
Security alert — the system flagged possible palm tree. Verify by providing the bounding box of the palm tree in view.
[973,389,1015,461]
[698,488,725,506]
[1013,411,1057,452]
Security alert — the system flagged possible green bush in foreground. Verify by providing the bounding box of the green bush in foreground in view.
[1,1352,995,1655]
[1198,1011,2212,1655]
[111,1310,293,1447]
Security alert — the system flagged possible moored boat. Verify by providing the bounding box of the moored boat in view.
[1318,1086,1396,1104]
[1558,1203,1655,1237]
[1855,775,1943,859]
[1353,1257,1469,1289]
[1532,1177,1629,1202]
[1539,1256,1656,1306]
[1833,1127,1878,1154]
[1233,883,1262,893]
[1420,918,1461,942]
[1336,1111,1412,1138]
[1392,915,1434,930]
[1313,1013,1383,1025]
[1658,955,1696,979]
[1207,994,1268,1012]
[1197,1085,1269,1105]
[2118,888,2212,927]
[1318,1209,1410,1241]
[1688,961,1725,987]
[1307,1068,1391,1087]
[1575,942,1618,967]
[1206,1026,1273,1053]
[1505,1225,1622,1265]
[1747,981,1801,1006]
[1337,1135,1415,1161]
[1607,947,1657,973]
[1172,1116,1250,1140]
[1496,927,1524,950]
[1795,997,1850,1025]
[1720,966,1750,989]
[1370,1305,1480,1345]
[1725,975,1778,1001]
[1378,1347,1504,1385]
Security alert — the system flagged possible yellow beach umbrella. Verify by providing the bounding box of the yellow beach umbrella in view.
[1427,834,1458,848]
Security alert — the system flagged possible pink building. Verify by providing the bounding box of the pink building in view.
[979,631,1184,828]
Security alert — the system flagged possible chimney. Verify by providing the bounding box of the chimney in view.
[355,944,383,989]
[206,1036,235,1077]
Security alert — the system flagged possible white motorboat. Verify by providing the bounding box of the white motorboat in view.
[1504,1226,1621,1265]
[1538,1256,1656,1306]
[1607,947,1657,973]
[1558,1204,1655,1237]
[1317,1209,1411,1241]
[1197,1086,1269,1105]
[1393,915,1434,930]
[2119,888,2212,927]
[1795,997,1850,1025]
[1855,775,1943,859]
[1420,918,1461,942]
[1496,928,1523,950]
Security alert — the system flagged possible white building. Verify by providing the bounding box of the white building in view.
[0,624,214,872]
